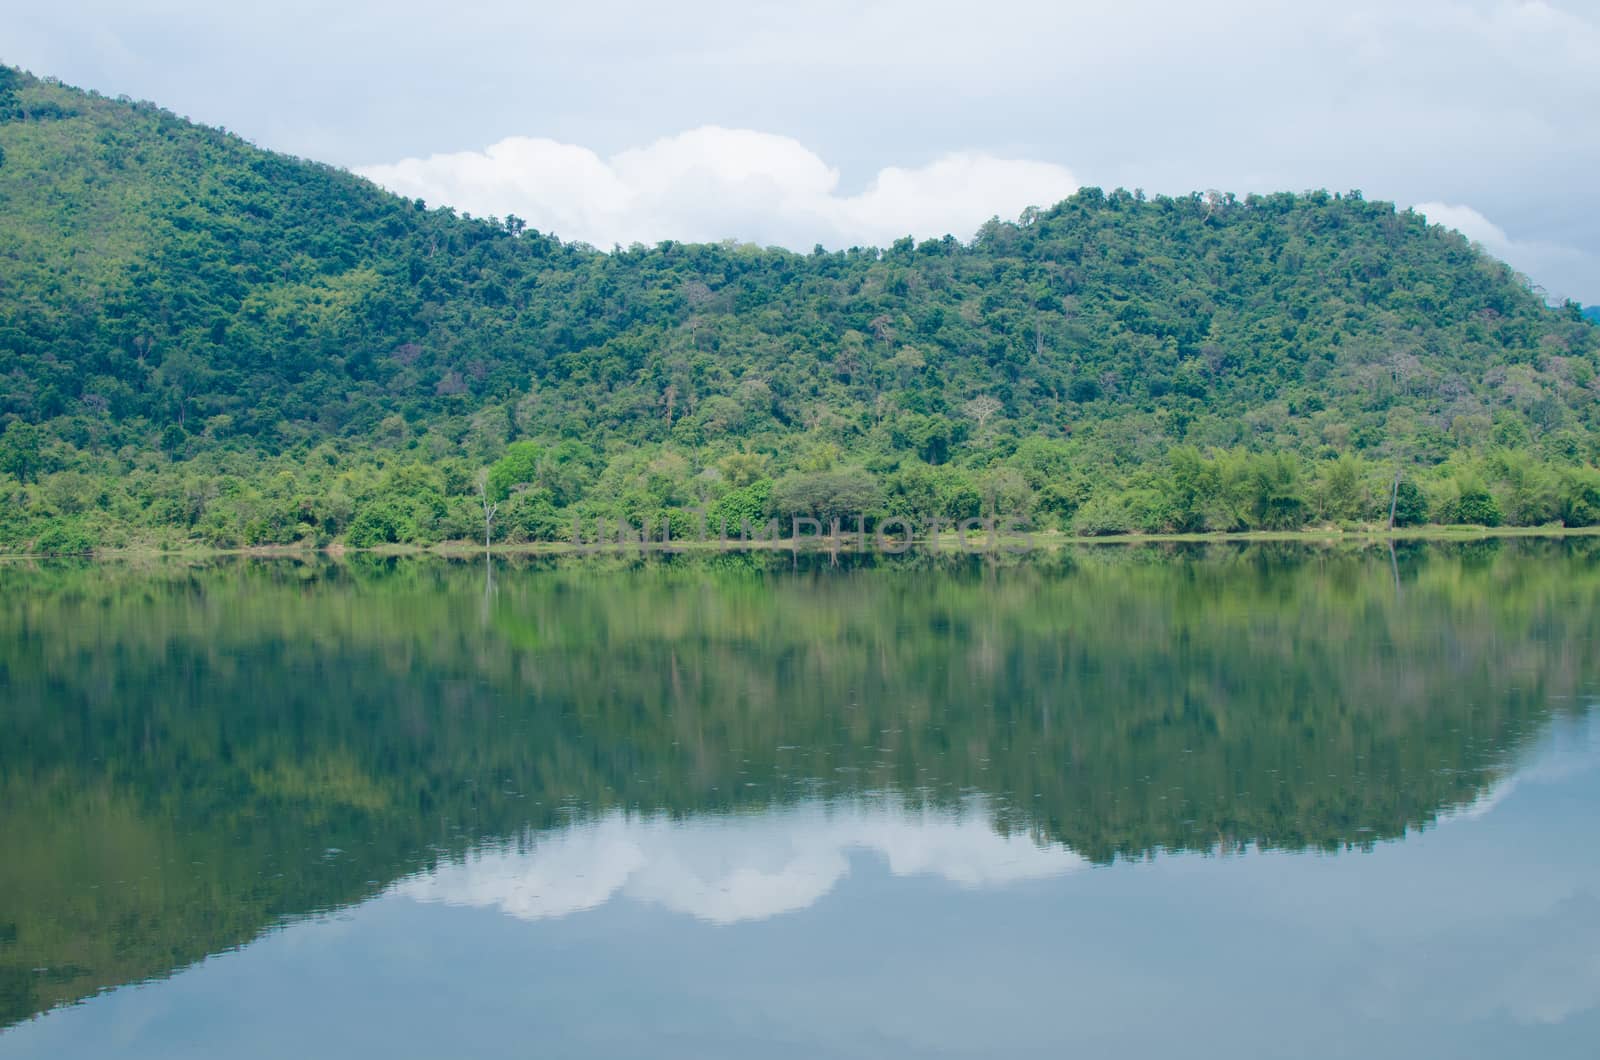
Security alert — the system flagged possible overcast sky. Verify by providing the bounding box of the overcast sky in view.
[8,0,1600,301]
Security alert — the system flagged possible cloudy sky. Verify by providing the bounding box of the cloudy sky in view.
[7,0,1600,301]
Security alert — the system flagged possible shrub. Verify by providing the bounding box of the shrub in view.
[1454,486,1503,527]
[500,489,563,542]
[1557,468,1600,527]
[31,522,94,555]
[346,502,409,547]
[1072,493,1135,536]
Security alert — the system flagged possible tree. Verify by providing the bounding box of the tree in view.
[0,422,42,483]
[1391,479,1429,527]
[1557,468,1600,527]
[154,349,204,429]
[1067,377,1101,403]
[487,441,542,503]
[1454,485,1502,527]
[1007,438,1076,489]
[0,67,19,120]
[475,469,498,549]
[1164,446,1219,532]
[769,469,882,528]
[981,467,1032,519]
[1319,455,1365,523]
[538,441,600,507]
[886,463,981,523]
[3,75,1600,551]
[891,413,962,466]
[963,395,1003,433]
[709,478,774,534]
[889,347,925,387]
[1246,454,1308,531]
[500,488,560,541]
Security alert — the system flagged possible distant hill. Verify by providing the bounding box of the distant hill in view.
[1,65,1598,549]
[1584,305,1600,324]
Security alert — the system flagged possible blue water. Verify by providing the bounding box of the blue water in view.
[5,715,1595,1060]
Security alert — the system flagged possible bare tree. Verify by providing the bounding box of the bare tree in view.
[869,314,896,349]
[963,395,1003,432]
[476,469,498,552]
[683,279,714,308]
[834,343,861,383]
[890,346,925,388]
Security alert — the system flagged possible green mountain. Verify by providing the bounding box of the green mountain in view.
[1584,305,1600,324]
[1,65,1598,551]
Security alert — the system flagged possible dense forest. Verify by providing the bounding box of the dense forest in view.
[4,543,1595,1022]
[1,66,1599,552]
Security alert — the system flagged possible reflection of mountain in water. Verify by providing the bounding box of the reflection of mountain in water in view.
[2,541,1597,1026]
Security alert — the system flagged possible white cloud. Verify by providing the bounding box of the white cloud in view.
[394,800,1082,926]
[357,128,1078,250]
[12,1,1600,298]
[1414,201,1600,303]
[1415,202,1514,250]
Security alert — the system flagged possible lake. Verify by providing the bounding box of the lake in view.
[1,541,1598,1058]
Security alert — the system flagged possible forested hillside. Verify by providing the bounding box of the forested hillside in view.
[2,66,1598,551]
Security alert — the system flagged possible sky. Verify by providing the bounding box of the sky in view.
[6,0,1600,302]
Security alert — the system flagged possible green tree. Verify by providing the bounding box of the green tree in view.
[709,478,774,535]
[1317,454,1366,523]
[1391,479,1429,528]
[1557,468,1600,527]
[487,441,543,502]
[891,414,963,466]
[1246,454,1308,531]
[769,469,882,528]
[0,423,42,483]
[1454,483,1503,527]
[0,66,20,120]
[1164,446,1219,532]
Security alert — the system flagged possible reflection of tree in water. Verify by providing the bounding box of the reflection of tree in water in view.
[1,540,1597,1025]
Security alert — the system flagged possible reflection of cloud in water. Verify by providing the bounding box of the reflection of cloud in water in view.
[1350,890,1600,1028]
[1495,892,1600,1026]
[1440,710,1600,827]
[1437,774,1519,825]
[395,801,1083,925]
[1354,712,1600,1028]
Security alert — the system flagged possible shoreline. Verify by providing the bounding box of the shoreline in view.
[3,524,1598,561]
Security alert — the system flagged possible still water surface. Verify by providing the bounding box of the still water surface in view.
[1,543,1598,1057]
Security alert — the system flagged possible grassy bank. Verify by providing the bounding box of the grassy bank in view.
[5,523,1598,562]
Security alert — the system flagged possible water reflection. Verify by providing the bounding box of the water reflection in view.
[398,801,1082,925]
[1,541,1598,1041]
[3,713,1596,1060]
